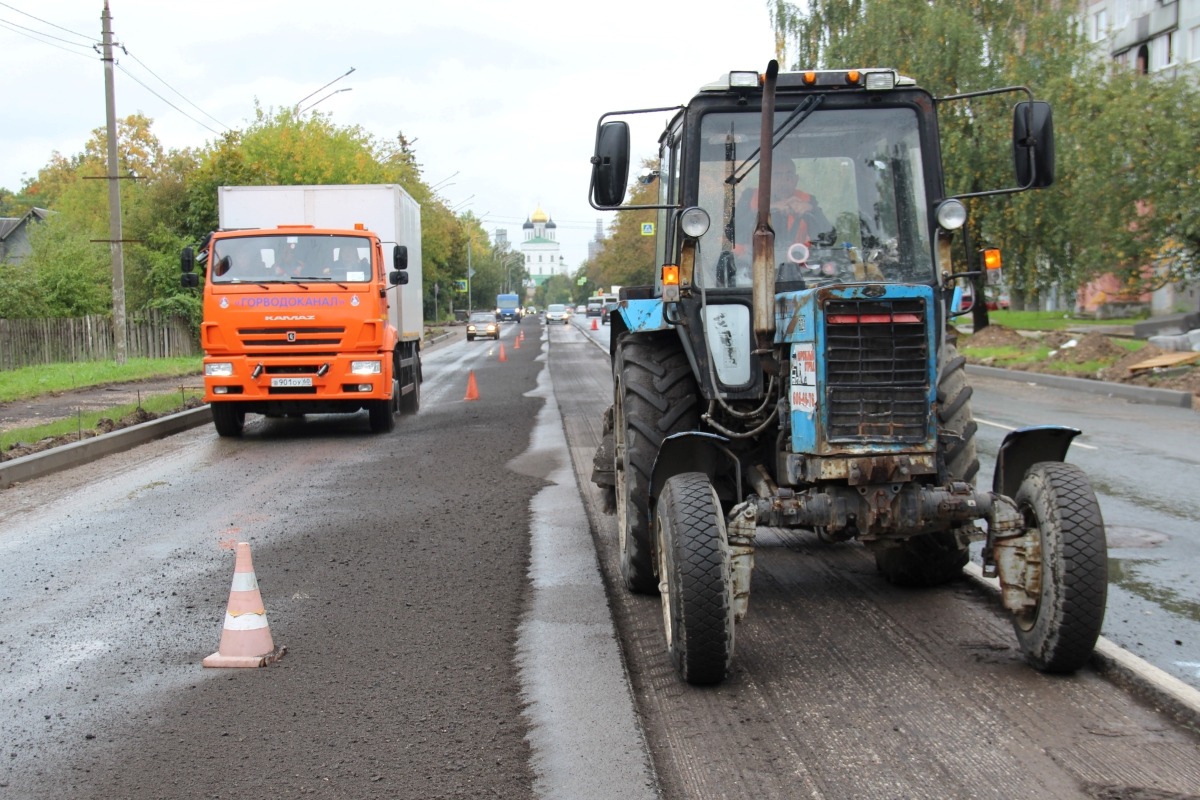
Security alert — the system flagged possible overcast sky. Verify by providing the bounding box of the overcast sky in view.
[0,0,779,266]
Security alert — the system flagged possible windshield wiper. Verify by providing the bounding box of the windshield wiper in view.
[727,94,825,186]
[289,275,350,289]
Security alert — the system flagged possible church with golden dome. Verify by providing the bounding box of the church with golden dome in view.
[520,206,564,288]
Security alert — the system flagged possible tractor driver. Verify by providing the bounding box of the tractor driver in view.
[715,156,835,286]
[737,157,834,279]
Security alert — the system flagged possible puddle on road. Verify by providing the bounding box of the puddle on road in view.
[1108,558,1200,623]
[1106,525,1169,549]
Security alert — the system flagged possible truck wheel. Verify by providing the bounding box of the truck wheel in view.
[211,404,245,438]
[613,334,700,594]
[873,344,975,586]
[399,350,420,415]
[1012,462,1107,673]
[656,472,735,685]
[368,380,397,433]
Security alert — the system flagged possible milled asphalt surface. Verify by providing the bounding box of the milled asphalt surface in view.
[3,331,1198,737]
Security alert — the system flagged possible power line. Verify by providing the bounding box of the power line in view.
[0,17,94,57]
[115,63,223,136]
[0,1,93,43]
[121,49,230,131]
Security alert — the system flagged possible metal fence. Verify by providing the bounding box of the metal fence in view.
[0,313,198,370]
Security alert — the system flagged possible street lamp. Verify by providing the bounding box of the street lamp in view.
[298,87,352,114]
[293,67,355,113]
[504,252,523,294]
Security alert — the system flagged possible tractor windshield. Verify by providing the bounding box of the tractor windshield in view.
[693,106,934,289]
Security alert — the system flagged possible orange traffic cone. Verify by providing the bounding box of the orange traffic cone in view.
[464,370,480,401]
[513,335,520,350]
[591,318,599,331]
[499,344,507,362]
[519,330,525,342]
[203,542,282,668]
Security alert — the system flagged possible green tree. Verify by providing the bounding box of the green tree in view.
[591,160,659,290]
[769,0,1200,307]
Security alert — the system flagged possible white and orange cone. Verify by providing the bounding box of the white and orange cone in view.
[203,542,282,668]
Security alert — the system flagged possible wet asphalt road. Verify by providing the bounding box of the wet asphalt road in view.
[0,322,550,798]
[2,314,1199,799]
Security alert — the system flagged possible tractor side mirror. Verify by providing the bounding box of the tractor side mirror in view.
[592,121,630,207]
[1013,101,1055,189]
[393,244,408,272]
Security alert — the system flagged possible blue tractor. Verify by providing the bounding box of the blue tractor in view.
[589,63,1106,685]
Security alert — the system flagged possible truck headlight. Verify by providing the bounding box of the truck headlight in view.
[351,360,381,375]
[205,362,234,377]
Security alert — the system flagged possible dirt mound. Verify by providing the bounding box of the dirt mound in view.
[963,324,1027,348]
[1043,332,1127,365]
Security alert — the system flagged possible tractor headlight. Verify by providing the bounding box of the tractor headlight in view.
[679,207,711,239]
[935,199,967,231]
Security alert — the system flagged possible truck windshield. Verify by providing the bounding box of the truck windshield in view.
[693,106,933,289]
[210,234,372,284]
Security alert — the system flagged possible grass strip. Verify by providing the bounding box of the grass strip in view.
[0,357,202,404]
[1,389,204,452]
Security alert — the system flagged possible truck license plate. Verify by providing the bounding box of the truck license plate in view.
[270,377,313,388]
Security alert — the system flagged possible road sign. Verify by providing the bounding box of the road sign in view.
[641,222,655,236]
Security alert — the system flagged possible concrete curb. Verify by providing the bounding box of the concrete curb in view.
[1,406,213,489]
[967,364,1193,409]
[963,564,1200,730]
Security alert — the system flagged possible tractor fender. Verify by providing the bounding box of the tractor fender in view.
[650,431,734,507]
[992,425,1081,499]
[617,298,669,335]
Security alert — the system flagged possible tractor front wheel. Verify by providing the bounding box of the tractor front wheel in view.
[1012,462,1107,673]
[656,472,735,686]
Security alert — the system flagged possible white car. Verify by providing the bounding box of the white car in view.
[545,303,569,324]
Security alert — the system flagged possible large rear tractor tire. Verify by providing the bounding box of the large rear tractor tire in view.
[613,334,700,594]
[656,472,735,686]
[874,344,975,586]
[211,403,245,438]
[1012,462,1107,673]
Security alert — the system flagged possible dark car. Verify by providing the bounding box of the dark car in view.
[600,296,619,325]
[466,311,499,341]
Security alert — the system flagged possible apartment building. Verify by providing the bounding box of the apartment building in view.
[1083,0,1200,78]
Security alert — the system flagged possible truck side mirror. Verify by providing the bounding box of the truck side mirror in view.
[592,121,630,207]
[393,244,408,272]
[1013,101,1055,189]
[181,272,199,288]
[181,246,195,273]
[389,270,409,286]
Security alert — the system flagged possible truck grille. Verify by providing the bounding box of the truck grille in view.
[823,298,929,443]
[238,326,345,347]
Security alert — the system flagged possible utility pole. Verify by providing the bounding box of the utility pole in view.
[101,1,127,364]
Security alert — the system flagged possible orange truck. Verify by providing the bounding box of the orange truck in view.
[181,184,423,437]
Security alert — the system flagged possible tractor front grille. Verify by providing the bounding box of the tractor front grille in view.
[823,298,929,443]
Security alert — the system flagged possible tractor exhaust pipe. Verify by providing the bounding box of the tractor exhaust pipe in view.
[752,59,779,342]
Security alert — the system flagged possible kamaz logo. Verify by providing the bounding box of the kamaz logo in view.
[264,315,316,321]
